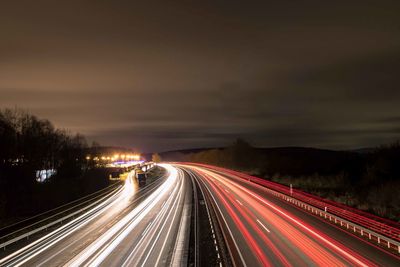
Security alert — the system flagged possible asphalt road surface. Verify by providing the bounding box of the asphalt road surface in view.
[179,164,400,267]
[0,164,192,267]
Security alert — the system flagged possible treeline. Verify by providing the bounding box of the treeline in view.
[0,109,110,225]
[162,139,400,221]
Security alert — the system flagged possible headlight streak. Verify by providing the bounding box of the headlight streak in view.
[96,166,183,267]
[66,164,179,267]
[0,165,189,267]
[190,166,378,267]
[120,188,176,266]
[141,168,186,267]
[122,171,135,199]
[121,168,185,267]
[0,186,124,267]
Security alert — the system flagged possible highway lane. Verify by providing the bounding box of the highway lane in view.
[0,164,191,267]
[72,164,192,267]
[180,164,400,267]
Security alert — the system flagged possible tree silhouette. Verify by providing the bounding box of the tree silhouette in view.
[0,108,97,221]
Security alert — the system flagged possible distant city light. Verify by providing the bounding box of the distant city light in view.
[86,153,141,164]
[36,169,56,182]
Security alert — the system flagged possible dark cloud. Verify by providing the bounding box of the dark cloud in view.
[1,1,400,151]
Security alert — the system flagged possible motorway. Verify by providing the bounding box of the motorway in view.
[0,164,192,267]
[179,164,400,267]
[1,163,400,267]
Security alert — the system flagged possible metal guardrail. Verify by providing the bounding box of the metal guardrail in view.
[236,173,400,240]
[0,182,122,250]
[256,184,400,254]
[0,181,121,234]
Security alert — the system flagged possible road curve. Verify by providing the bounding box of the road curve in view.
[179,164,400,267]
[0,164,191,267]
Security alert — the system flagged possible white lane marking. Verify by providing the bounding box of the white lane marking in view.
[0,187,124,267]
[218,173,371,267]
[141,221,153,237]
[256,219,271,233]
[121,181,177,267]
[196,175,247,267]
[185,168,223,266]
[67,164,178,267]
[145,174,184,267]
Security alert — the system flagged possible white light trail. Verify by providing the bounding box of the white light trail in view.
[66,164,178,267]
[0,186,124,267]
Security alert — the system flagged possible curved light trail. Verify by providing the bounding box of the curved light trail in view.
[0,164,191,267]
[180,164,400,267]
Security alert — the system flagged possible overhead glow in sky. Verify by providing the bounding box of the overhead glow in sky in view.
[1,1,399,151]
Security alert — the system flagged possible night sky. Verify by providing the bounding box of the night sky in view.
[1,1,400,152]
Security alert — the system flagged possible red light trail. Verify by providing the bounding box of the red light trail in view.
[183,164,389,266]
